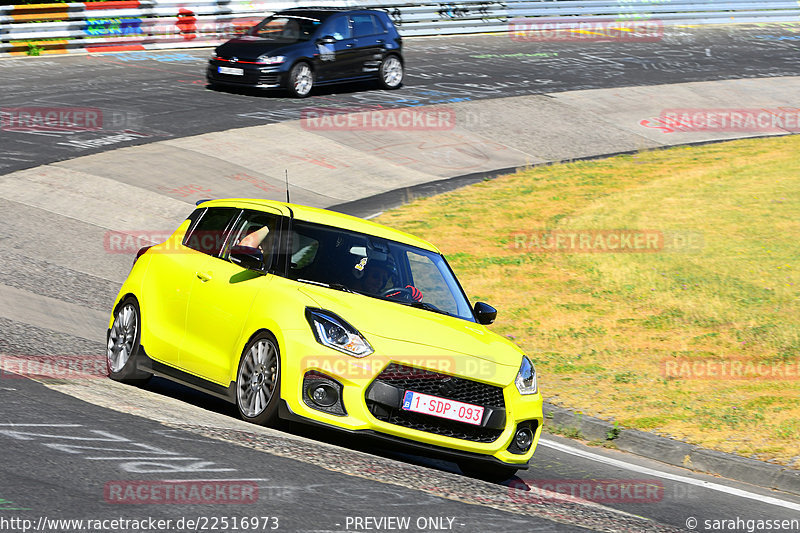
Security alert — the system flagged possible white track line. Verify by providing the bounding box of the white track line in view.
[539,437,800,512]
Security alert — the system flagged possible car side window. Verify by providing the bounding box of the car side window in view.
[289,231,320,274]
[372,14,388,34]
[183,207,238,257]
[225,210,280,270]
[325,15,351,41]
[287,221,345,285]
[405,250,459,315]
[351,14,381,38]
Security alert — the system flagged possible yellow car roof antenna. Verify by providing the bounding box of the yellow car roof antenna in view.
[285,169,290,204]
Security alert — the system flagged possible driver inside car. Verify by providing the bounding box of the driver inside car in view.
[354,260,391,295]
[352,258,423,301]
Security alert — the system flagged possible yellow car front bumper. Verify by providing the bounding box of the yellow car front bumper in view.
[277,334,543,467]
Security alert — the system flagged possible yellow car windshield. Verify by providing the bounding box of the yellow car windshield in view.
[288,220,475,320]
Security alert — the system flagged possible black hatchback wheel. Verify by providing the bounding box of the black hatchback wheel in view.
[288,62,313,98]
[378,55,403,90]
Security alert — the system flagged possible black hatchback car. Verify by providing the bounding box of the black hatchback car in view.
[206,8,404,97]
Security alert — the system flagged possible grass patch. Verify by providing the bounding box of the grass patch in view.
[376,136,800,466]
[26,42,44,56]
[543,424,584,440]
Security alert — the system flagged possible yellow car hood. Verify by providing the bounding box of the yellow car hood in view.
[299,285,523,369]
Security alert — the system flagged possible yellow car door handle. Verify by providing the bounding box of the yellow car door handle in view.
[196,271,212,282]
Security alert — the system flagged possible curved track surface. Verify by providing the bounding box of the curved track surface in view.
[1,25,800,532]
[3,25,800,173]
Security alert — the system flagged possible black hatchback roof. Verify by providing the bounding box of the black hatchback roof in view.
[276,7,387,17]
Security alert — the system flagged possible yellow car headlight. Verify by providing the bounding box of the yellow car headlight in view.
[306,308,373,358]
[515,356,538,395]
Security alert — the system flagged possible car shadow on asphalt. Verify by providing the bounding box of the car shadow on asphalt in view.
[139,376,525,486]
[205,80,394,99]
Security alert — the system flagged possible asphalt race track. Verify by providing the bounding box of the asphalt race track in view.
[1,24,800,532]
[3,25,800,174]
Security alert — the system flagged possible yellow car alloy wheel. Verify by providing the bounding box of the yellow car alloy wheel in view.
[236,331,281,425]
[106,297,151,384]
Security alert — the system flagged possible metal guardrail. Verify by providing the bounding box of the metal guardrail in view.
[1,0,798,56]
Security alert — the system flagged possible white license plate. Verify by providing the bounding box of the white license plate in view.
[402,390,484,426]
[218,66,244,76]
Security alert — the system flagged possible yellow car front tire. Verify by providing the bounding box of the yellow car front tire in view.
[235,331,282,426]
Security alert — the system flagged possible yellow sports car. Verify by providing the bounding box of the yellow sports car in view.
[107,199,542,479]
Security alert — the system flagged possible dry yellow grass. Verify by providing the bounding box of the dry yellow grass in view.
[377,136,800,466]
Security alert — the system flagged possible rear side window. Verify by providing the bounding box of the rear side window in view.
[289,230,320,274]
[185,208,203,226]
[375,12,395,31]
[351,14,383,37]
[183,207,238,256]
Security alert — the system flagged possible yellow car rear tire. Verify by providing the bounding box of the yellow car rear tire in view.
[107,297,152,385]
